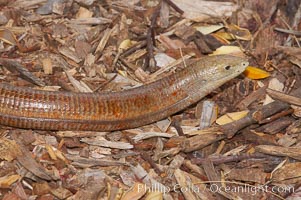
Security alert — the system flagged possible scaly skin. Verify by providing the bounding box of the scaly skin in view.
[0,55,248,131]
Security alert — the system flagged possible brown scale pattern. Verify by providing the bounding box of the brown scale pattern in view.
[0,55,248,131]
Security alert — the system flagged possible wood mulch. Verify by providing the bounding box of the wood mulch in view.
[0,0,301,199]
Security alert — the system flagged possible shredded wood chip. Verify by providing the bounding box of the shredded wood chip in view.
[80,136,133,149]
[0,138,22,162]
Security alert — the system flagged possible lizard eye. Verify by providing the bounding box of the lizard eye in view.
[225,65,231,70]
[242,62,248,67]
